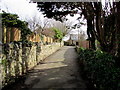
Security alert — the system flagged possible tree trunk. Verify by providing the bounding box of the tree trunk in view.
[87,19,96,50]
[94,2,107,52]
[116,2,120,57]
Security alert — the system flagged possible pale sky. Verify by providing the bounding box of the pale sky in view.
[0,0,44,20]
[0,0,46,29]
[66,14,87,36]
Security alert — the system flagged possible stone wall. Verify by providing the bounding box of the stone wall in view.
[1,42,63,87]
[38,43,63,61]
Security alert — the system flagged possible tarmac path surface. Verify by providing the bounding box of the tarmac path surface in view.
[24,46,87,90]
[3,46,87,90]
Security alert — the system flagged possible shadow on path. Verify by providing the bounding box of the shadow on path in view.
[2,46,87,90]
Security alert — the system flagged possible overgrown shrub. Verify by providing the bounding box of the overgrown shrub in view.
[78,48,120,90]
[52,28,63,41]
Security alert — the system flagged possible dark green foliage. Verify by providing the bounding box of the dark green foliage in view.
[20,22,32,41]
[78,48,120,90]
[2,12,19,27]
[2,12,23,28]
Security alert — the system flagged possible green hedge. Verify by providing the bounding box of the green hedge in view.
[78,48,120,90]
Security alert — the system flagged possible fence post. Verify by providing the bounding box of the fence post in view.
[3,27,7,43]
[6,27,11,43]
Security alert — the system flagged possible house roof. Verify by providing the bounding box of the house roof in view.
[41,28,55,38]
[34,28,55,38]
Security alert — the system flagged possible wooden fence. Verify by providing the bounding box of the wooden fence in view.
[27,33,41,43]
[27,34,54,44]
[43,35,53,44]
[3,27,21,43]
[3,27,54,44]
[79,41,89,49]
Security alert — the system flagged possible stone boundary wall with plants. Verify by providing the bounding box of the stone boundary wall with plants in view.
[1,42,63,87]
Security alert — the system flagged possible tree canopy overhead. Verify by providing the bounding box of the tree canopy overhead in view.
[36,2,120,57]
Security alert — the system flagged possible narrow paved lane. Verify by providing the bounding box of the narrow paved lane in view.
[3,46,87,90]
[23,46,87,89]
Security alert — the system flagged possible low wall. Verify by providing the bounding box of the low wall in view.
[1,42,63,87]
[38,43,63,61]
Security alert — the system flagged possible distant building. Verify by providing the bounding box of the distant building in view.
[63,34,89,48]
[63,34,78,46]
[67,34,78,46]
[41,28,55,38]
